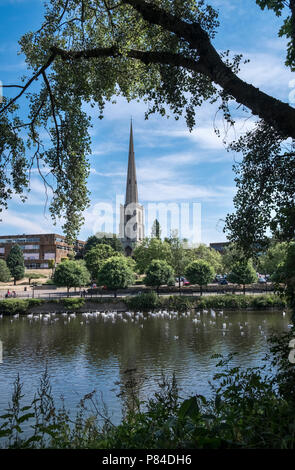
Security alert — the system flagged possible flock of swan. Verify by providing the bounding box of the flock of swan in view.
[0,308,291,338]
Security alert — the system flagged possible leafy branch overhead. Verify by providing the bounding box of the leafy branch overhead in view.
[1,0,295,243]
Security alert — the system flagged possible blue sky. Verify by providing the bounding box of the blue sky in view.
[0,0,294,244]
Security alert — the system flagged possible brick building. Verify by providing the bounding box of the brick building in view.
[0,233,85,269]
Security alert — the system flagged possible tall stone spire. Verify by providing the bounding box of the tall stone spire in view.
[125,121,138,205]
[119,121,144,255]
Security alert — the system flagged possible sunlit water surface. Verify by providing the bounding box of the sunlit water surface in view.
[0,309,291,428]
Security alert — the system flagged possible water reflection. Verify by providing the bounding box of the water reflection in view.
[0,309,291,424]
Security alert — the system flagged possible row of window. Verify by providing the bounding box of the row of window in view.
[23,252,56,261]
[0,238,40,244]
[26,263,49,269]
[19,245,40,250]
[0,237,84,248]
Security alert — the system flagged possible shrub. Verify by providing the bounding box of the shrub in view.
[164,296,195,311]
[0,298,43,315]
[0,259,11,282]
[61,298,85,310]
[125,291,161,311]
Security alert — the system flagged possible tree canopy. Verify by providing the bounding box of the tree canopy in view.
[144,259,175,292]
[258,241,289,276]
[221,243,254,274]
[188,244,222,273]
[0,260,11,283]
[1,0,295,242]
[133,237,172,273]
[271,243,295,319]
[185,259,214,295]
[6,245,25,285]
[53,259,91,292]
[151,219,161,239]
[97,256,135,296]
[227,260,257,294]
[84,233,124,255]
[84,243,116,278]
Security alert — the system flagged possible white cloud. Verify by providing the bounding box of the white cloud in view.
[238,51,294,98]
[91,142,125,156]
[0,61,26,72]
[0,209,60,234]
[140,181,235,203]
[90,168,125,177]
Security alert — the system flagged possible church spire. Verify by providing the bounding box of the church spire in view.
[125,120,138,205]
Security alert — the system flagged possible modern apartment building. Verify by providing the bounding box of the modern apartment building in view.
[0,233,85,269]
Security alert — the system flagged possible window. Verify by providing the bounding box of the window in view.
[23,253,39,260]
[0,238,40,244]
[26,263,37,269]
[0,248,4,254]
[44,253,55,260]
[20,245,39,250]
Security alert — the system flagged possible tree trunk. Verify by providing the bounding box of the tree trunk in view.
[200,285,203,296]
[243,284,246,295]
[14,277,16,286]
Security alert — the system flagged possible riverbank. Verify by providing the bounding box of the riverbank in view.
[0,293,287,315]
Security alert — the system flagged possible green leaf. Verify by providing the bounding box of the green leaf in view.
[17,413,35,424]
[178,396,199,420]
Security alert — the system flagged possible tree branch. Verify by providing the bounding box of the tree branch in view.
[0,53,56,114]
[41,70,63,174]
[290,0,295,57]
[121,0,295,139]
[50,44,207,74]
[2,85,25,89]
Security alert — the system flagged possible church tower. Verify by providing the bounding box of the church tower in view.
[119,122,145,256]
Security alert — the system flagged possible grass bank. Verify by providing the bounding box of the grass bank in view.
[125,292,287,312]
[0,293,287,315]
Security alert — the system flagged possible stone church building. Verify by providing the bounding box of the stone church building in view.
[119,122,145,255]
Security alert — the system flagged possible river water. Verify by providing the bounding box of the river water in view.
[0,308,291,426]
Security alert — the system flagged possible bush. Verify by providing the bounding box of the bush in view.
[196,294,285,310]
[0,298,43,315]
[164,296,195,311]
[125,291,161,311]
[61,298,85,310]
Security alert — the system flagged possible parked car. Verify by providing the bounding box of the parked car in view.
[183,279,190,286]
[258,277,267,284]
[219,279,228,285]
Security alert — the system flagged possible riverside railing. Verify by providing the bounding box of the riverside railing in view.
[0,284,275,300]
